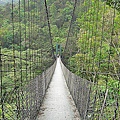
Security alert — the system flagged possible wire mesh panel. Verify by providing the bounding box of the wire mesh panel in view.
[20,61,56,120]
[60,60,91,119]
[0,52,56,120]
[60,59,120,120]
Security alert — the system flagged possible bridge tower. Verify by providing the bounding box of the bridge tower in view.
[56,43,61,57]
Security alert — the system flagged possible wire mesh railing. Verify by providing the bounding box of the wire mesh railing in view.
[20,61,56,120]
[0,52,56,120]
[61,60,120,120]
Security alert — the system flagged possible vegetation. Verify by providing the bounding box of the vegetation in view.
[62,0,120,119]
[0,0,120,119]
[66,0,120,85]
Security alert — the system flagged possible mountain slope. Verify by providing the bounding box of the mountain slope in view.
[0,0,18,5]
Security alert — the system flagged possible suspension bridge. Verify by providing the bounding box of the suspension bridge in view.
[0,0,120,120]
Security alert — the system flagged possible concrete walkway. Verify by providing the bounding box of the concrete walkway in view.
[36,58,81,120]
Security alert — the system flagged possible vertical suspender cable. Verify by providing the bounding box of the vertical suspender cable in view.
[23,0,28,83]
[0,20,4,120]
[90,1,100,119]
[30,1,34,79]
[97,2,106,120]
[37,1,41,72]
[32,0,35,79]
[29,1,33,118]
[98,2,106,69]
[28,0,32,81]
[92,0,99,82]
[87,0,92,77]
[78,1,82,76]
[106,3,116,87]
[36,0,40,75]
[79,1,85,76]
[83,0,91,79]
[18,0,24,119]
[11,0,19,118]
[33,0,36,78]
[27,0,32,118]
[82,1,87,77]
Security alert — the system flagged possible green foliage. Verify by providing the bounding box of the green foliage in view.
[68,0,120,82]
[65,4,120,119]
[106,0,120,11]
[0,0,120,119]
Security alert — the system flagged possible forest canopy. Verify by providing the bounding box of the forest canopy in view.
[0,0,120,119]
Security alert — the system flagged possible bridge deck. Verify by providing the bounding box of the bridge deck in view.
[36,58,81,120]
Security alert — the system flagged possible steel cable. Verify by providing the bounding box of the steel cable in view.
[64,0,77,55]
[44,0,55,59]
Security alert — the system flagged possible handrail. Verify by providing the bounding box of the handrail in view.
[0,60,56,120]
[60,59,119,120]
[21,60,56,120]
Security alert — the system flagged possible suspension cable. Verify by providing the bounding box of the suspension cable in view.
[44,0,55,58]
[64,0,77,54]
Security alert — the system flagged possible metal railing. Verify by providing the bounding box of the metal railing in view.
[21,61,56,120]
[60,60,120,120]
[0,54,56,120]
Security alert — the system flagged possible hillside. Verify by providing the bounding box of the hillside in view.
[0,0,18,5]
[0,0,120,77]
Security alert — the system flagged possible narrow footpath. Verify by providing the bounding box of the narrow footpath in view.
[36,58,81,120]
